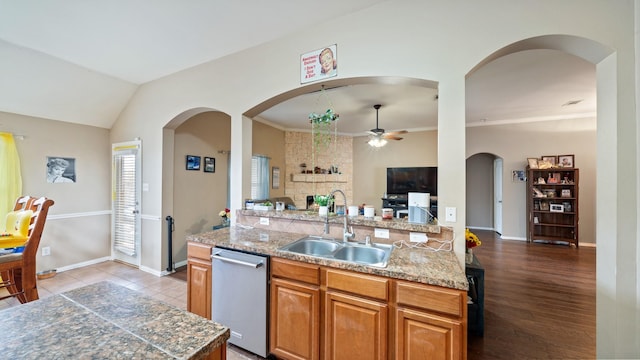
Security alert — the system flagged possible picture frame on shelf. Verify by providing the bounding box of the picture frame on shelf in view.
[558,154,574,168]
[561,189,571,198]
[186,155,201,171]
[540,201,550,211]
[204,157,215,173]
[527,158,539,169]
[541,155,557,165]
[550,204,564,213]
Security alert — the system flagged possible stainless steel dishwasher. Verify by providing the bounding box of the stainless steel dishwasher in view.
[211,247,268,358]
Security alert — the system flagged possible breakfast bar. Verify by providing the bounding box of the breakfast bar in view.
[0,281,229,359]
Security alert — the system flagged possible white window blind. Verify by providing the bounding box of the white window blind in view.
[251,155,270,199]
[113,149,137,256]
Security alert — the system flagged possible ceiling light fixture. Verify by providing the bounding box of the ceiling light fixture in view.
[368,137,388,148]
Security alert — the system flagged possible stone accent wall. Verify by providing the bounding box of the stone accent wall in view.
[285,131,353,209]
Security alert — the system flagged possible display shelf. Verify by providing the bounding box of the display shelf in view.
[526,167,579,247]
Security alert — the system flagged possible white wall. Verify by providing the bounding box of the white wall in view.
[107,1,637,356]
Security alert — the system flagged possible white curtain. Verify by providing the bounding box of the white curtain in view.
[251,155,270,199]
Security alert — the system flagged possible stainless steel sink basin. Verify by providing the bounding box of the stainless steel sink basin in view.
[332,244,392,267]
[279,236,342,256]
[278,236,394,268]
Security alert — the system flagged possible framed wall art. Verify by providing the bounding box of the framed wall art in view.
[527,158,539,169]
[204,157,215,173]
[46,156,76,183]
[186,155,201,170]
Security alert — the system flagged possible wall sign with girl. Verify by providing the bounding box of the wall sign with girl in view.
[300,44,338,84]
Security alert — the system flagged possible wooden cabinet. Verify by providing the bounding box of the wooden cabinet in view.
[325,269,389,360]
[270,258,321,360]
[395,281,466,360]
[526,167,579,247]
[270,258,466,360]
[187,241,212,319]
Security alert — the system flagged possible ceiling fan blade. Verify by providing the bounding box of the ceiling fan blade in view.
[383,134,403,140]
[385,130,408,135]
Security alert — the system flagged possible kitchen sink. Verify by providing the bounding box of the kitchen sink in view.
[278,236,394,268]
[332,244,391,266]
[279,236,342,256]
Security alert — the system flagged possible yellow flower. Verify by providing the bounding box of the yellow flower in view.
[465,228,481,249]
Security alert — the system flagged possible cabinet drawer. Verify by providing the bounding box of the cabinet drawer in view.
[272,257,320,285]
[187,242,212,261]
[325,269,388,301]
[396,280,464,317]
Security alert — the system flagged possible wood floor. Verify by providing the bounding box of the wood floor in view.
[467,230,596,360]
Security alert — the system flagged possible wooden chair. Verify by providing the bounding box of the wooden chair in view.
[0,196,54,303]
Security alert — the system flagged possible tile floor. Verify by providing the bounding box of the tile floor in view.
[0,260,264,360]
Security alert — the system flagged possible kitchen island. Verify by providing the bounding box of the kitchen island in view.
[187,213,469,359]
[0,281,229,359]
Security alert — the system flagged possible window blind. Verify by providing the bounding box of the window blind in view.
[113,149,137,256]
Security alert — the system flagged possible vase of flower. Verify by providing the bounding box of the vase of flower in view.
[219,208,231,227]
[465,228,481,264]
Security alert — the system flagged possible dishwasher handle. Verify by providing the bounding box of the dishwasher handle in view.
[211,252,264,268]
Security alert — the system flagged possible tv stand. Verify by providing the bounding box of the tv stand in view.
[382,194,437,218]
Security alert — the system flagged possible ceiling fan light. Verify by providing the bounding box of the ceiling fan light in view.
[368,137,388,148]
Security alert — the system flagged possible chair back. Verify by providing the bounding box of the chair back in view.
[12,196,55,259]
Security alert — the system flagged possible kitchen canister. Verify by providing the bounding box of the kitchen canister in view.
[364,206,375,219]
[382,208,393,219]
[348,206,359,217]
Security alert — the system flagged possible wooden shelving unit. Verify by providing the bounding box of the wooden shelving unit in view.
[526,167,579,247]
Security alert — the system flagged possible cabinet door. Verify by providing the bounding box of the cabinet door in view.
[187,257,211,319]
[396,307,463,360]
[325,291,388,360]
[270,278,320,360]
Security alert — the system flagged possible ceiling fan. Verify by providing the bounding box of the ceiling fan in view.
[367,104,407,147]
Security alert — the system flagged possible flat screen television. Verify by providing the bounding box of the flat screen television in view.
[386,167,437,196]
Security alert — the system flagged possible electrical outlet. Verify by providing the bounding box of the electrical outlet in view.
[410,232,428,243]
[259,217,269,225]
[42,246,51,256]
[374,228,389,239]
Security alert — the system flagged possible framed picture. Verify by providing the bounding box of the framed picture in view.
[204,157,215,173]
[527,158,539,169]
[512,170,526,182]
[46,156,76,183]
[561,189,571,198]
[541,155,557,166]
[272,167,280,189]
[186,155,201,170]
[558,154,574,168]
[540,201,550,211]
[550,204,564,213]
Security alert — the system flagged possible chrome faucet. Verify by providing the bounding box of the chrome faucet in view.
[327,189,355,243]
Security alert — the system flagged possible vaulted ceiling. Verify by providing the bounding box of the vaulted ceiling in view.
[0,1,596,133]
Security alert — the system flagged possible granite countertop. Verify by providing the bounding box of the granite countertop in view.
[239,209,443,233]
[0,281,229,359]
[187,226,468,291]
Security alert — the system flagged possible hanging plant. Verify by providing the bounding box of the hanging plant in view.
[309,108,339,152]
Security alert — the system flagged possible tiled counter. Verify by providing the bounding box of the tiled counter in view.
[0,281,229,359]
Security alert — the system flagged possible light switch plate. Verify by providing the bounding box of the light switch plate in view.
[445,207,457,222]
[374,228,389,239]
[259,217,269,225]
